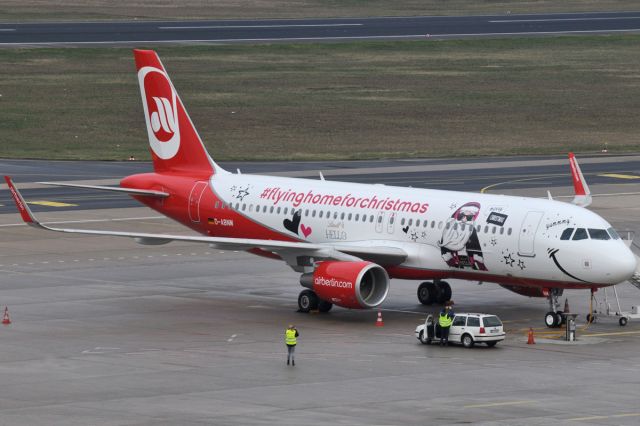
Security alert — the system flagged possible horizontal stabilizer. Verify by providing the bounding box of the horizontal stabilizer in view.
[38,182,169,198]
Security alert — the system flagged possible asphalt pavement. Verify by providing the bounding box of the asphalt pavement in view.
[2,11,640,45]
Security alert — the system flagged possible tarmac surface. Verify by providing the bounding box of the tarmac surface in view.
[2,11,640,46]
[1,157,640,424]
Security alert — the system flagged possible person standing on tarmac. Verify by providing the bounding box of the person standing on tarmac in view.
[285,324,299,365]
[439,302,455,346]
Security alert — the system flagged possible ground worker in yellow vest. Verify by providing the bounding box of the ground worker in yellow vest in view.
[439,303,455,346]
[285,324,299,366]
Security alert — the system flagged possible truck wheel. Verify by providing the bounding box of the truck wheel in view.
[419,330,430,345]
[619,317,628,327]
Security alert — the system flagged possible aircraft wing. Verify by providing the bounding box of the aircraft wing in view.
[38,181,169,198]
[5,176,407,266]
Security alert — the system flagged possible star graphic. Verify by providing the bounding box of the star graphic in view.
[236,188,250,201]
[421,231,427,238]
[517,259,526,270]
[410,231,419,242]
[449,203,457,209]
[503,253,515,267]
[230,185,237,191]
[490,238,497,246]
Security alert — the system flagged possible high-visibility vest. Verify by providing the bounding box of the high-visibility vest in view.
[285,329,297,345]
[439,313,453,328]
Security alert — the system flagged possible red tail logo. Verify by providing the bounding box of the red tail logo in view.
[138,66,180,159]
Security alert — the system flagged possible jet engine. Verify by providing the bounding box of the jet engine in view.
[300,261,390,309]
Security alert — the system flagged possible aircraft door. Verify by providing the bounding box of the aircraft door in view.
[188,181,209,223]
[518,211,544,257]
[387,212,396,234]
[375,211,384,233]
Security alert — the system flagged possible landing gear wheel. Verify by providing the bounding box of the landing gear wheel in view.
[545,311,559,328]
[586,313,596,323]
[318,300,333,313]
[417,282,437,305]
[462,334,474,348]
[556,311,564,326]
[435,281,452,305]
[298,290,319,313]
[619,317,628,327]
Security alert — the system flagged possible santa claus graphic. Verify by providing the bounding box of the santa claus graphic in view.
[438,202,487,271]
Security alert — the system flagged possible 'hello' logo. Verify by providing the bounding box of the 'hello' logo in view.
[138,66,180,159]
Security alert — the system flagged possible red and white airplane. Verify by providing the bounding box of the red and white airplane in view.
[5,49,638,327]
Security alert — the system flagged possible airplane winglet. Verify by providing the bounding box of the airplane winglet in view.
[568,153,592,207]
[4,176,45,228]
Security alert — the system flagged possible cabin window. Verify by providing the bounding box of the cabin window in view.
[492,226,496,234]
[588,229,610,240]
[416,219,421,227]
[215,201,219,209]
[453,223,458,230]
[572,228,588,240]
[438,222,443,229]
[270,206,274,213]
[560,228,574,240]
[431,221,436,229]
[277,207,281,214]
[484,225,489,233]
[390,215,395,224]
[348,213,352,221]
[263,206,267,213]
[304,209,309,217]
[370,215,374,223]
[334,212,339,219]
[401,218,406,226]
[378,215,383,223]
[607,227,620,240]
[234,203,239,210]
[507,227,512,235]
[363,215,368,222]
[341,212,345,220]
[319,210,323,218]
[355,214,359,221]
[312,210,316,218]
[499,227,504,235]
[408,219,413,226]
[249,204,254,212]
[445,222,451,230]
[242,204,247,211]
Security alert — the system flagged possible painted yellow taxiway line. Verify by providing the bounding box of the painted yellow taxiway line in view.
[598,173,640,180]
[27,200,78,207]
[464,400,535,409]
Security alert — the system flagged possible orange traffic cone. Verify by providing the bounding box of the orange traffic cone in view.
[564,298,570,313]
[2,306,11,325]
[527,327,535,344]
[375,310,384,327]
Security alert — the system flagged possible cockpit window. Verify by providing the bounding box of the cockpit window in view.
[607,227,620,240]
[588,229,610,240]
[572,228,588,240]
[560,228,574,240]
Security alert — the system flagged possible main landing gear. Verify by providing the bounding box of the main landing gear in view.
[297,290,333,313]
[417,280,452,306]
[544,288,565,328]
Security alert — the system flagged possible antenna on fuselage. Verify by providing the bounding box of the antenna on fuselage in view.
[319,171,325,181]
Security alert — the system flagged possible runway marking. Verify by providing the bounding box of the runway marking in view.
[464,400,535,409]
[159,23,363,30]
[28,200,77,207]
[582,330,640,337]
[5,28,640,46]
[492,16,640,23]
[227,334,238,342]
[598,173,640,180]
[0,28,15,32]
[569,413,640,421]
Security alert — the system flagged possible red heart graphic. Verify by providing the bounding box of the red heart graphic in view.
[300,224,312,238]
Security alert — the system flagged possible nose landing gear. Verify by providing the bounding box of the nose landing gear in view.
[544,288,564,328]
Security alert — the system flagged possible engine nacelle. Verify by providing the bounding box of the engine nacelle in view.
[300,261,390,309]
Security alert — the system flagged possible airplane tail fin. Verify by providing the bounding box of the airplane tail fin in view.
[568,152,592,207]
[134,49,225,177]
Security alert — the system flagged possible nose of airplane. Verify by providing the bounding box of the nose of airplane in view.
[608,246,638,284]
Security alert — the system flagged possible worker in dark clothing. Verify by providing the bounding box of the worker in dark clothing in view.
[438,304,455,346]
[285,324,299,365]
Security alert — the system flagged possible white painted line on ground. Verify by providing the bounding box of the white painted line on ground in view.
[227,334,238,342]
[0,28,15,32]
[159,23,363,30]
[464,400,535,409]
[491,16,640,23]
